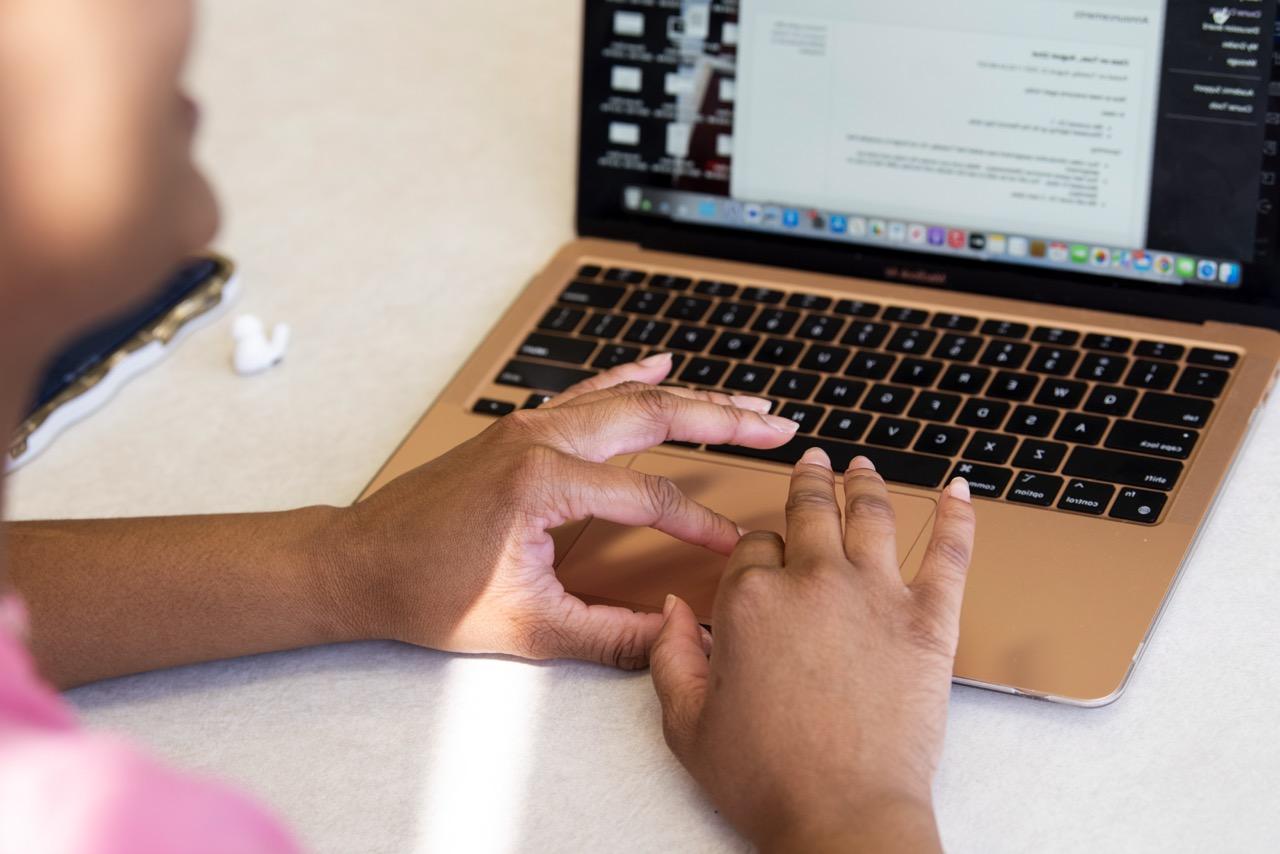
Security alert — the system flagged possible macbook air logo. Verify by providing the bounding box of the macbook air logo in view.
[884,265,948,286]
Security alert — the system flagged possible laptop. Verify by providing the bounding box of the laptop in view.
[362,1,1280,706]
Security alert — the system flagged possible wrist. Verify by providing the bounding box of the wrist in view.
[757,793,940,854]
[296,503,387,645]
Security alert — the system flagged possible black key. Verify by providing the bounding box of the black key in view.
[758,338,806,367]
[820,410,872,442]
[886,327,938,355]
[1055,413,1109,445]
[957,399,1010,430]
[604,267,646,284]
[668,325,715,353]
[933,334,982,362]
[964,432,1018,465]
[518,333,597,365]
[741,287,785,304]
[1175,367,1229,398]
[987,371,1039,402]
[705,438,950,487]
[538,306,585,333]
[649,274,692,291]
[816,378,868,408]
[779,403,825,434]
[724,364,776,394]
[1032,327,1081,346]
[576,265,603,279]
[1007,472,1064,507]
[680,358,730,386]
[930,313,979,332]
[1077,353,1129,383]
[771,371,822,401]
[835,299,881,318]
[980,340,1031,369]
[892,358,943,388]
[842,321,891,348]
[1083,334,1132,353]
[1187,348,1239,369]
[593,344,642,369]
[801,345,851,373]
[1135,341,1185,361]
[473,399,516,417]
[909,392,961,422]
[1058,480,1116,515]
[915,424,969,457]
[1007,406,1060,438]
[883,306,929,325]
[582,313,627,339]
[1134,392,1214,429]
[560,282,625,309]
[753,309,801,335]
[1027,347,1080,376]
[660,353,688,373]
[1014,440,1068,472]
[497,360,594,393]
[1110,488,1169,524]
[711,332,761,360]
[938,365,991,395]
[522,393,553,410]
[1106,421,1198,460]
[1035,379,1087,409]
[796,314,845,342]
[787,292,833,311]
[623,319,672,346]
[708,302,756,329]
[1084,385,1138,417]
[868,417,921,449]
[1125,360,1178,391]
[982,319,1030,339]
[862,384,915,415]
[846,351,897,380]
[695,280,738,298]
[665,297,713,322]
[949,462,1013,499]
[1064,448,1183,491]
[623,290,668,315]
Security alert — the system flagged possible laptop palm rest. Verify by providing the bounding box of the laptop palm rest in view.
[555,451,939,621]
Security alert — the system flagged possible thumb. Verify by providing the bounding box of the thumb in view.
[650,595,711,763]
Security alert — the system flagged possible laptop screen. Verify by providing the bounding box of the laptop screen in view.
[579,1,1280,302]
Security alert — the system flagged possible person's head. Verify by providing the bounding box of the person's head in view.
[0,0,217,374]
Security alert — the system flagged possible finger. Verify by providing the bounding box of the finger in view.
[533,597,666,670]
[842,456,901,581]
[650,595,711,764]
[542,353,674,408]
[548,457,744,555]
[724,530,785,578]
[537,388,799,463]
[558,380,774,416]
[910,478,977,640]
[783,447,845,569]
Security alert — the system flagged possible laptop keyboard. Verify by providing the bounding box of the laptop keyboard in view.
[479,264,1242,526]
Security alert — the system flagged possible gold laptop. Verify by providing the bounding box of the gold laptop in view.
[362,2,1280,705]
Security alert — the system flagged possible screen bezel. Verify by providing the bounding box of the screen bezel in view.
[574,1,1280,332]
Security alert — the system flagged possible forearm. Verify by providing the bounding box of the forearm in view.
[759,796,943,854]
[7,507,365,689]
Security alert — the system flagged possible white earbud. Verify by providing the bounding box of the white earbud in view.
[232,315,291,376]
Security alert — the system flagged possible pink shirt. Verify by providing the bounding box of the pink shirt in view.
[0,596,299,854]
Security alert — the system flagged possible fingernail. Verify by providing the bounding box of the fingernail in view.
[639,353,672,367]
[800,447,832,469]
[729,395,773,414]
[663,594,677,620]
[736,525,749,538]
[849,455,876,472]
[699,627,714,657]
[764,415,801,434]
[948,478,972,503]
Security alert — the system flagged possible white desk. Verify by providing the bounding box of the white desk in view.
[9,3,1280,851]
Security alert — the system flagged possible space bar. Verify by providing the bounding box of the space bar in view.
[705,440,950,488]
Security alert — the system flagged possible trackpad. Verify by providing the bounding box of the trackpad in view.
[555,452,939,621]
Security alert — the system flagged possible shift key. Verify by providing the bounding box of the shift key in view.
[1064,447,1183,492]
[518,333,598,365]
[497,360,595,393]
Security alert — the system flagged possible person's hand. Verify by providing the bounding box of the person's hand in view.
[650,449,976,853]
[329,354,801,669]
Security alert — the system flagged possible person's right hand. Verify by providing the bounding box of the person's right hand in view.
[650,449,976,853]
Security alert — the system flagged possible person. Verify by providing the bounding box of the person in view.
[0,1,977,852]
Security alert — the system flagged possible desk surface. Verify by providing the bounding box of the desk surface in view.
[9,3,1280,852]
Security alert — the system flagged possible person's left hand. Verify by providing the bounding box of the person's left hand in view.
[324,354,800,669]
